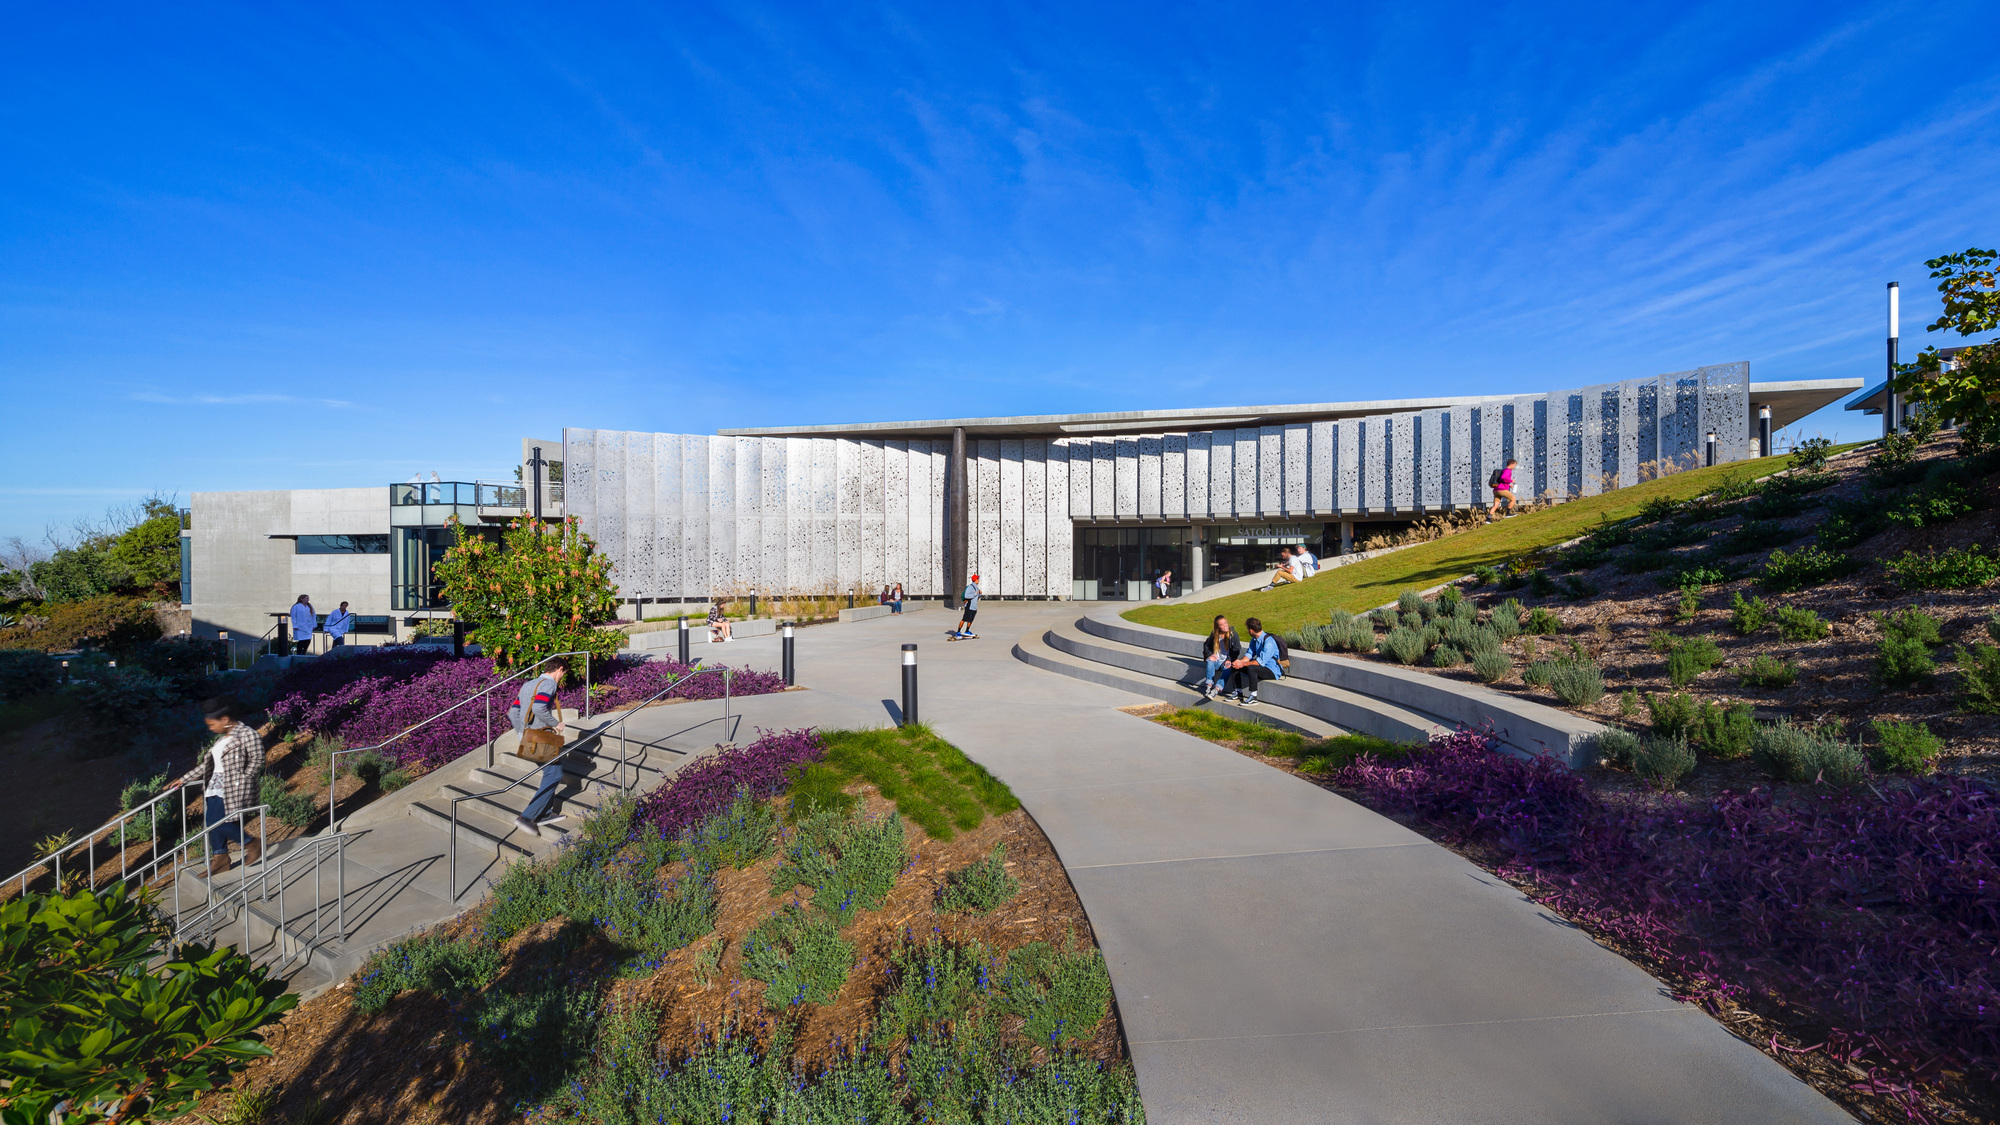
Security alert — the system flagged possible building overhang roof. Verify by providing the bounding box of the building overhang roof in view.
[718,378,1863,440]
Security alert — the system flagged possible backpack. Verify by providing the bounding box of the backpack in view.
[1265,633,1290,675]
[1488,467,1505,488]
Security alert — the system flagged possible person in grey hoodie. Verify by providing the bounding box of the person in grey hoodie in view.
[953,574,981,638]
[508,656,573,837]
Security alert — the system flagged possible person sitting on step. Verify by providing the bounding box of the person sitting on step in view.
[1199,614,1241,700]
[707,601,732,643]
[1221,617,1283,706]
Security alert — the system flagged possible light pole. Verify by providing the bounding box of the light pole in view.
[1758,405,1772,458]
[782,622,795,686]
[1886,282,1900,436]
[678,615,690,665]
[900,644,919,726]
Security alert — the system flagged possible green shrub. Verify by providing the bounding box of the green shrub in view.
[1529,569,1558,597]
[1522,660,1554,688]
[1955,642,2000,714]
[1645,691,1700,740]
[1470,649,1511,683]
[1546,659,1605,706]
[1692,701,1757,759]
[684,788,781,868]
[1461,626,1502,655]
[1559,575,1598,600]
[1430,643,1463,669]
[1867,430,1922,481]
[1619,688,1637,717]
[351,931,501,1013]
[1663,636,1724,686]
[114,772,172,846]
[1884,481,1977,529]
[1637,495,1680,524]
[1739,654,1797,689]
[1790,436,1834,474]
[1661,564,1730,591]
[1397,590,1424,615]
[0,883,296,1124]
[469,976,601,1098]
[1595,729,1641,768]
[998,938,1113,1047]
[936,846,1018,914]
[1438,585,1464,610]
[1876,606,1944,646]
[1340,620,1379,652]
[1378,627,1427,665]
[1472,564,1502,585]
[1673,587,1700,624]
[1753,721,1867,785]
[1869,719,1943,774]
[1525,607,1559,635]
[1876,637,1937,688]
[1729,592,1770,636]
[1399,610,1425,631]
[258,775,317,829]
[1715,519,1801,557]
[1633,735,1696,789]
[0,650,62,702]
[771,809,906,927]
[1886,545,2000,590]
[1774,605,1830,641]
[68,667,184,744]
[742,904,853,1008]
[1646,629,1675,653]
[1489,602,1522,640]
[1760,545,1861,592]
[873,937,987,1045]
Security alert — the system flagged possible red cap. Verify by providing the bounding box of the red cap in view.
[970,574,980,581]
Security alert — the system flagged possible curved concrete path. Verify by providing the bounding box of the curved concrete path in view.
[612,603,1851,1124]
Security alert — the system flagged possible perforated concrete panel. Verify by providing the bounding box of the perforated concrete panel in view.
[1113,437,1139,520]
[1703,362,1751,462]
[1000,439,1024,597]
[926,442,946,595]
[1389,415,1414,511]
[1579,387,1603,497]
[975,441,1001,593]
[1234,430,1259,517]
[1092,440,1116,522]
[1257,426,1282,516]
[1181,431,1208,519]
[1418,410,1444,509]
[1136,435,1162,519]
[1448,408,1472,509]
[1208,431,1233,517]
[1309,421,1334,513]
[1335,419,1359,511]
[1282,424,1308,515]
[1045,441,1070,598]
[1023,441,1046,597]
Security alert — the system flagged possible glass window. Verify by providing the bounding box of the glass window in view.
[1071,526,1191,600]
[296,534,390,554]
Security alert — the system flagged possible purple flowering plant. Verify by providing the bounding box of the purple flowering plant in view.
[267,650,788,771]
[1335,729,1998,1117]
[632,727,826,841]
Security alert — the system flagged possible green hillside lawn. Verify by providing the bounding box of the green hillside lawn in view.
[1125,443,1871,637]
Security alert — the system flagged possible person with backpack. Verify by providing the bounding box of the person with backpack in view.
[952,574,981,638]
[1488,459,1519,520]
[1198,614,1241,699]
[1221,617,1283,705]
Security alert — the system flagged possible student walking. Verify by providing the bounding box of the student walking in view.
[167,698,264,877]
[953,575,981,638]
[1198,614,1241,699]
[288,595,317,655]
[325,601,355,648]
[509,656,572,838]
[1488,459,1519,521]
[1222,618,1283,705]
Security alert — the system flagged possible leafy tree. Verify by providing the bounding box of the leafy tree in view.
[1892,248,2000,450]
[432,515,622,675]
[0,882,296,1123]
[108,500,183,595]
[30,543,133,604]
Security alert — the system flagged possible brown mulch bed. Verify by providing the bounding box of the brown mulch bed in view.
[168,786,1117,1125]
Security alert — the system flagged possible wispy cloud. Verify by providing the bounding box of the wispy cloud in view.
[129,391,354,408]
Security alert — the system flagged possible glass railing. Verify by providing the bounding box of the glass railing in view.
[390,481,564,509]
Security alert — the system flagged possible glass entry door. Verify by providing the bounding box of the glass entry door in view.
[1072,526,1191,600]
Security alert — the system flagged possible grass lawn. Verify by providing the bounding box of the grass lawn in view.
[787,722,1019,839]
[1126,444,1872,637]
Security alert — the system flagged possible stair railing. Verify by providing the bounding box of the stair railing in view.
[327,649,592,830]
[446,663,734,901]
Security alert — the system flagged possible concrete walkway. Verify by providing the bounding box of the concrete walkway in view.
[691,603,1851,1125]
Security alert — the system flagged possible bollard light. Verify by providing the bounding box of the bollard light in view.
[900,644,919,726]
[1704,430,1717,468]
[750,588,759,617]
[678,615,690,664]
[782,622,796,686]
[1758,405,1772,459]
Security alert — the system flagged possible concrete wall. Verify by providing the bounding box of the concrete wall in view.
[188,487,393,644]
[564,363,1750,602]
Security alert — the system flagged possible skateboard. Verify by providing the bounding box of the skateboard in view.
[946,631,980,641]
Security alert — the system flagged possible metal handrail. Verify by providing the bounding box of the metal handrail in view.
[5,773,252,900]
[447,663,735,900]
[327,649,593,829]
[178,831,351,972]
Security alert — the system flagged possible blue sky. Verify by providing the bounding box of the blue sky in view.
[4,1,1998,541]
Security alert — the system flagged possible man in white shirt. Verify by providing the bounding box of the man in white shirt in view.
[325,601,355,648]
[287,595,317,655]
[1295,545,1320,578]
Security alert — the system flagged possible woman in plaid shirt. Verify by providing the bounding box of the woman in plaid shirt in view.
[169,698,265,876]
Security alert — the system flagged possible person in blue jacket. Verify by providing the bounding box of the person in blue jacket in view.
[1222,617,1282,705]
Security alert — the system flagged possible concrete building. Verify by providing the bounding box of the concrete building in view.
[180,367,1858,639]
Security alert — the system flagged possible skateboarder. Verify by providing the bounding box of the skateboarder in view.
[952,574,982,638]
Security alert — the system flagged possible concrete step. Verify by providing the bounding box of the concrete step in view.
[1049,616,1448,744]
[1011,628,1342,738]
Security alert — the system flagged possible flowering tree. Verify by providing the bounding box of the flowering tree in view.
[432,515,623,676]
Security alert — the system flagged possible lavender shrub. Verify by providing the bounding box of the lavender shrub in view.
[634,727,826,841]
[1336,729,1999,1109]
[268,652,788,771]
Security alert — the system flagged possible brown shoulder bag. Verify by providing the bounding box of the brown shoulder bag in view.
[515,698,566,765]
